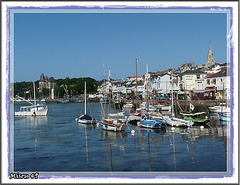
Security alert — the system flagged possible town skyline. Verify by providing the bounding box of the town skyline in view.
[14,10,227,83]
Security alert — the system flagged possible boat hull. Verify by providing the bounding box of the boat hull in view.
[218,113,230,122]
[138,120,161,129]
[15,106,48,116]
[101,119,127,132]
[163,116,194,127]
[209,106,230,113]
[79,114,97,124]
[183,116,209,125]
[79,119,97,124]
[137,116,166,129]
[128,115,141,124]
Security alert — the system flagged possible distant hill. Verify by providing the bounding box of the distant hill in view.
[14,77,101,99]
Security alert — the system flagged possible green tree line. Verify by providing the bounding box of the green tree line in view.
[14,77,101,99]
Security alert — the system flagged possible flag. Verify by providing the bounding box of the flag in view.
[190,103,195,111]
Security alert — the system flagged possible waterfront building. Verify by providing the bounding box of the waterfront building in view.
[151,74,172,95]
[126,76,142,82]
[39,73,56,92]
[179,69,206,91]
[206,67,230,100]
[171,77,180,92]
[111,80,126,94]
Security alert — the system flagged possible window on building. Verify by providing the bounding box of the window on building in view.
[207,79,210,85]
[197,74,200,79]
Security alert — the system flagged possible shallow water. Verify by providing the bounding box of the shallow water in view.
[13,102,229,173]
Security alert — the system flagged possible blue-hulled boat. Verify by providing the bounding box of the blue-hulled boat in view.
[218,113,230,122]
[138,116,166,129]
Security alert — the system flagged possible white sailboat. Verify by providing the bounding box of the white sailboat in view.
[209,83,230,114]
[163,75,194,127]
[101,68,127,132]
[79,81,97,124]
[15,83,48,116]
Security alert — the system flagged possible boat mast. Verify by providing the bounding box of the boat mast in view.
[146,63,149,113]
[135,58,138,111]
[221,82,224,114]
[108,68,111,116]
[189,87,191,113]
[171,73,174,118]
[84,81,87,115]
[165,80,167,106]
[103,64,106,100]
[33,82,36,105]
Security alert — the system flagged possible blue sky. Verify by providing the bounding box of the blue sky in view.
[14,12,227,82]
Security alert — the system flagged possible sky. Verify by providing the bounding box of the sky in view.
[14,12,227,82]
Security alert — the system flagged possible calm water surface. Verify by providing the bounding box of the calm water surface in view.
[13,102,228,173]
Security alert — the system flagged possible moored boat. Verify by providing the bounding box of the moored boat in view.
[208,105,230,113]
[15,104,48,116]
[163,74,194,127]
[138,115,166,129]
[101,118,127,131]
[100,68,127,132]
[218,113,230,122]
[79,81,97,124]
[163,116,194,127]
[180,112,209,126]
[109,112,128,123]
[15,83,48,116]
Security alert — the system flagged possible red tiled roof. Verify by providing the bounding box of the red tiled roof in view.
[206,73,215,77]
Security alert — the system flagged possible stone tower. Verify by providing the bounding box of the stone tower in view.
[205,43,215,68]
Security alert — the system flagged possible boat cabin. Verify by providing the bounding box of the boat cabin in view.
[192,90,216,100]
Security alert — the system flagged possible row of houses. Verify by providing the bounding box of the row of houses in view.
[98,65,229,100]
[97,44,230,100]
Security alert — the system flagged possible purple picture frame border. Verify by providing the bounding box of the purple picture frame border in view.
[5,4,234,180]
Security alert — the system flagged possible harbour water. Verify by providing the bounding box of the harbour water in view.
[13,102,229,174]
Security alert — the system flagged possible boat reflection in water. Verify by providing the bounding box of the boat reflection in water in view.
[78,123,97,164]
[16,116,48,128]
[165,125,228,172]
[14,116,48,150]
[129,124,228,172]
[134,128,166,171]
[101,130,128,171]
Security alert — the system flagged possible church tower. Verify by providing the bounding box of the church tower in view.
[205,43,215,68]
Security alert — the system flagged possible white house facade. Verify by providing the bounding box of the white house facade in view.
[180,69,206,91]
[151,74,172,95]
[206,67,230,100]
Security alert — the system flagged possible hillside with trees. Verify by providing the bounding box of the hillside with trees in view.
[14,77,101,99]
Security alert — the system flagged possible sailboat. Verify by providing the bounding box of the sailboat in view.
[100,68,127,132]
[163,75,194,127]
[79,81,97,124]
[217,83,230,122]
[179,88,209,125]
[15,83,48,116]
[138,63,166,129]
[128,59,141,124]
